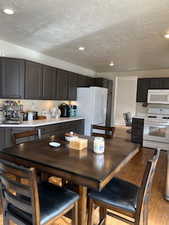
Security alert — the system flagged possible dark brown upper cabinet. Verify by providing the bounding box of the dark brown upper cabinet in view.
[136,77,169,102]
[25,61,43,99]
[56,69,69,100]
[77,74,95,87]
[42,66,57,100]
[136,78,151,103]
[68,72,77,100]
[0,58,24,99]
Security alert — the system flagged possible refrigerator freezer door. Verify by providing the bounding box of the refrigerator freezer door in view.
[90,87,108,125]
[77,87,108,136]
[77,88,93,135]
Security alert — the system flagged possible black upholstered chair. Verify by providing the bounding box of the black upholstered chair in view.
[0,159,79,225]
[88,149,160,225]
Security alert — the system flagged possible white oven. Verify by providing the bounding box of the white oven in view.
[148,90,169,104]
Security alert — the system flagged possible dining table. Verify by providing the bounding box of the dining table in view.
[0,136,140,225]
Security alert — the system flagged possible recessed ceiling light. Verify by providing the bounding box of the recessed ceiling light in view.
[3,8,15,15]
[78,46,85,51]
[109,62,114,66]
[164,33,169,39]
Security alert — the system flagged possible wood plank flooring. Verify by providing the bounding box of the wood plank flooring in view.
[0,127,169,225]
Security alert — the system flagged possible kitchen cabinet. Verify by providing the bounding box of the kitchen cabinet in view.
[25,61,43,99]
[77,74,95,87]
[131,118,144,145]
[42,65,57,100]
[136,77,169,102]
[150,78,169,89]
[56,69,69,100]
[38,119,84,139]
[0,57,113,102]
[0,128,13,150]
[0,58,24,99]
[68,72,77,100]
[0,128,6,150]
[0,120,84,149]
[136,78,151,102]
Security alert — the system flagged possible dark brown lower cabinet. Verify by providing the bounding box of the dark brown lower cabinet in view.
[38,120,84,139]
[131,118,144,145]
[0,119,84,149]
[0,128,13,150]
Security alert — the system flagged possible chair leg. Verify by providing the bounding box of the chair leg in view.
[72,202,78,225]
[142,204,148,225]
[3,212,9,225]
[100,207,107,225]
[87,198,95,225]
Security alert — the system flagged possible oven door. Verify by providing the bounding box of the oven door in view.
[144,122,169,143]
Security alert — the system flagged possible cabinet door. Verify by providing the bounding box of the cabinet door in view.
[0,58,24,99]
[25,61,43,99]
[136,78,151,102]
[56,69,69,100]
[0,128,5,150]
[152,78,169,89]
[131,118,144,145]
[42,66,57,100]
[0,128,13,150]
[68,72,77,100]
[77,74,94,87]
[150,78,163,89]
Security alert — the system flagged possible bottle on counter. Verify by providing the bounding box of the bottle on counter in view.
[73,105,77,117]
[69,105,74,117]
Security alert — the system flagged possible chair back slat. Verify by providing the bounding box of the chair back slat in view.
[0,159,40,225]
[135,149,160,224]
[1,175,31,197]
[91,125,115,139]
[6,211,28,225]
[0,161,30,179]
[3,189,32,214]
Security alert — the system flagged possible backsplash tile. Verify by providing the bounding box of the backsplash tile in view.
[0,99,74,114]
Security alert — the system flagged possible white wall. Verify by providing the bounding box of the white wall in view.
[114,76,137,125]
[0,39,96,77]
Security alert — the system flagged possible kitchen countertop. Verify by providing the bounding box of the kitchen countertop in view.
[133,113,147,119]
[0,117,84,128]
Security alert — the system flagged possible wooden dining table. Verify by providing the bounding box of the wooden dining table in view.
[0,136,139,225]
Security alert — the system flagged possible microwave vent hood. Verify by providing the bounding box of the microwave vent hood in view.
[148,89,169,104]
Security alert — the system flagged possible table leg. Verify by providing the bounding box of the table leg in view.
[78,185,88,225]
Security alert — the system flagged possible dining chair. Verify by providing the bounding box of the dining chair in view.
[123,112,132,134]
[91,125,115,139]
[87,149,160,225]
[0,159,79,225]
[12,129,40,145]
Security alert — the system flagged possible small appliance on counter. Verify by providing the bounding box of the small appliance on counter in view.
[59,103,77,117]
[3,101,23,124]
[59,103,70,117]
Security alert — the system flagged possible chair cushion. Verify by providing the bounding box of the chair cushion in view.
[7,182,79,225]
[89,178,139,214]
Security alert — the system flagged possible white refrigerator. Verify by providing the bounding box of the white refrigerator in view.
[77,87,108,136]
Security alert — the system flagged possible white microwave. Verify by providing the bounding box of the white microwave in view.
[148,90,169,104]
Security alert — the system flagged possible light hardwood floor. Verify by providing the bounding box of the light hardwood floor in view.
[0,127,169,225]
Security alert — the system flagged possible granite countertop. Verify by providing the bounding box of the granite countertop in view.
[0,117,84,128]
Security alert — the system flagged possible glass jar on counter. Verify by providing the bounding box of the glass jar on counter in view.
[93,137,105,154]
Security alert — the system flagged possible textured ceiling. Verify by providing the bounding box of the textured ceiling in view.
[0,0,169,72]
